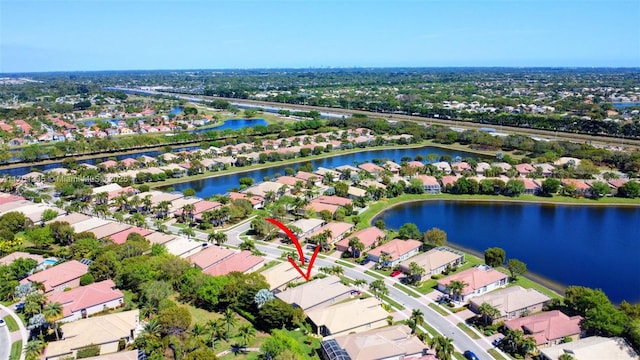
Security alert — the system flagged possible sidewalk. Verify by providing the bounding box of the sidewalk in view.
[0,304,28,360]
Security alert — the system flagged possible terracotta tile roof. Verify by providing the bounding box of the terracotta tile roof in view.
[107,227,153,245]
[22,260,88,292]
[415,175,440,186]
[275,176,300,186]
[307,222,354,244]
[46,280,124,317]
[437,265,508,295]
[358,162,385,173]
[562,178,591,190]
[368,239,422,261]
[202,250,264,276]
[187,245,235,270]
[504,310,583,345]
[335,227,385,251]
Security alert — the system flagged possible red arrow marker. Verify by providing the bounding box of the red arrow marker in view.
[266,217,320,281]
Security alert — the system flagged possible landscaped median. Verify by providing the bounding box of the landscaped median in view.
[9,340,22,360]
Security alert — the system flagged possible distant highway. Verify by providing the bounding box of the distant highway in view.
[112,87,639,150]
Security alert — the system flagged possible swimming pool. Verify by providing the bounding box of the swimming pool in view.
[42,258,58,266]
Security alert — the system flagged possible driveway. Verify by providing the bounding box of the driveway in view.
[0,304,28,360]
[0,322,9,360]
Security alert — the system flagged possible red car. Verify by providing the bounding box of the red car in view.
[390,270,402,277]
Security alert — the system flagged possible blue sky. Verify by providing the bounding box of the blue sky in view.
[1,0,639,72]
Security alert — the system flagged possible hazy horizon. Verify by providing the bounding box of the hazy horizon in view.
[1,0,639,73]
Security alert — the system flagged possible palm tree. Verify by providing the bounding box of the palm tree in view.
[208,231,227,246]
[207,318,227,349]
[446,280,467,302]
[429,335,454,360]
[236,324,256,348]
[181,203,196,224]
[331,265,344,276]
[155,200,172,219]
[181,227,196,239]
[43,302,64,340]
[410,309,424,334]
[94,191,108,205]
[223,308,237,340]
[408,262,425,284]
[477,302,501,325]
[24,339,45,360]
[348,236,364,258]
[239,239,256,251]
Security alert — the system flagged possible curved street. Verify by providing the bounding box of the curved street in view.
[0,303,28,360]
[224,221,499,359]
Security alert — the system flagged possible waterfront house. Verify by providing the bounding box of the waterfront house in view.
[432,161,452,174]
[436,265,508,302]
[357,162,385,175]
[307,221,354,245]
[367,239,422,268]
[414,175,441,194]
[522,178,541,195]
[540,336,639,360]
[468,286,551,323]
[504,310,583,347]
[46,280,125,322]
[561,179,591,196]
[335,226,386,253]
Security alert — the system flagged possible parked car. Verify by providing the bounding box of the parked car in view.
[0,319,5,327]
[360,258,370,265]
[463,350,480,360]
[492,337,504,347]
[390,270,402,277]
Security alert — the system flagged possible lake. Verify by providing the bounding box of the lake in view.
[373,200,640,304]
[191,119,268,133]
[161,146,481,198]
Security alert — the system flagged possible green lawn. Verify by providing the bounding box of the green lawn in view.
[257,260,283,272]
[335,259,356,268]
[429,303,451,317]
[392,283,421,298]
[9,340,22,360]
[457,323,481,339]
[3,315,19,332]
[381,295,405,311]
[488,349,509,360]
[414,279,437,294]
[364,270,384,280]
[453,352,467,360]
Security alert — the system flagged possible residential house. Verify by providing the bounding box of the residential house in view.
[187,245,235,270]
[367,239,422,268]
[451,162,473,174]
[275,275,352,311]
[515,163,537,176]
[279,218,325,242]
[335,227,386,253]
[307,221,354,245]
[399,247,464,277]
[107,227,153,245]
[533,163,555,177]
[43,310,140,360]
[414,175,441,194]
[307,297,388,337]
[358,162,385,175]
[561,179,591,196]
[21,260,89,293]
[540,336,639,360]
[321,325,429,360]
[0,251,44,266]
[296,171,323,186]
[468,286,551,323]
[492,162,512,173]
[90,222,132,241]
[261,261,303,292]
[475,162,491,175]
[522,178,541,195]
[436,265,509,302]
[164,237,205,258]
[202,250,264,276]
[347,186,367,199]
[432,161,452,174]
[504,310,583,347]
[46,280,125,322]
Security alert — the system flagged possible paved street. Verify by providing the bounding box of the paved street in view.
[219,221,496,359]
[0,303,28,360]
